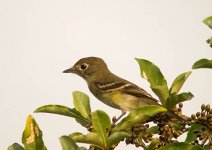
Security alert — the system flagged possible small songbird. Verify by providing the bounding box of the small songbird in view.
[63,57,161,115]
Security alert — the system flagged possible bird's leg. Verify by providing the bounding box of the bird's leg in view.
[112,111,126,124]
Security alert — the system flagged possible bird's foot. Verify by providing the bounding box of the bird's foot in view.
[112,112,126,124]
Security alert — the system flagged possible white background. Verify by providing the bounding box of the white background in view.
[0,0,212,149]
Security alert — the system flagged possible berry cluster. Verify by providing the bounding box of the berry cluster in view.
[125,123,153,149]
[207,37,212,48]
[125,103,188,149]
[189,104,212,149]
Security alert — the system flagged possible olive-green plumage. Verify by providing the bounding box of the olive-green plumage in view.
[63,57,160,113]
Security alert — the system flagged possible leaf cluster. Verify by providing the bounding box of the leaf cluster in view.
[8,17,212,150]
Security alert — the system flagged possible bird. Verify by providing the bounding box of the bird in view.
[63,57,184,122]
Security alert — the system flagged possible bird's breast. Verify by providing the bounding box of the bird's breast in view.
[88,83,121,109]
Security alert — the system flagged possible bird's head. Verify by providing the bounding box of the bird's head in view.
[63,57,109,80]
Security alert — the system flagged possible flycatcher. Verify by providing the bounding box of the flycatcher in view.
[63,57,161,114]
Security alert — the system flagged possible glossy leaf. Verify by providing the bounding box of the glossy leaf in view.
[135,58,169,105]
[7,143,25,150]
[170,71,192,94]
[92,110,111,148]
[60,136,87,150]
[203,16,212,29]
[22,115,46,150]
[147,138,159,150]
[146,126,158,134]
[151,85,169,104]
[159,142,204,150]
[73,91,91,120]
[70,132,103,149]
[113,105,166,132]
[108,130,131,147]
[60,136,79,150]
[185,123,203,143]
[76,147,87,150]
[192,59,212,69]
[166,92,194,109]
[34,105,89,127]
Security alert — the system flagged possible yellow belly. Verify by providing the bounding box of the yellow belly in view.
[101,91,145,112]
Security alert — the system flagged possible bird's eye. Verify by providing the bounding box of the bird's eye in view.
[80,63,88,70]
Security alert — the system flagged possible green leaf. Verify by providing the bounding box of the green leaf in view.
[151,85,169,104]
[166,92,194,109]
[113,105,166,131]
[146,126,158,134]
[34,105,89,127]
[192,59,212,69]
[92,110,111,148]
[147,138,159,150]
[22,115,47,150]
[108,130,131,147]
[70,132,103,149]
[7,143,25,150]
[135,58,167,86]
[135,58,169,105]
[170,71,192,94]
[76,147,87,150]
[60,136,79,150]
[73,91,91,120]
[203,16,212,29]
[185,123,203,143]
[159,142,204,150]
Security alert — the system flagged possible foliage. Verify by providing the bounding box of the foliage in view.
[192,59,212,69]
[7,115,47,150]
[203,16,212,29]
[135,58,169,105]
[203,16,212,48]
[8,17,212,150]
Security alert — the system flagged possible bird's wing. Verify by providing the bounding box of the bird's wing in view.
[95,81,158,102]
[95,81,127,92]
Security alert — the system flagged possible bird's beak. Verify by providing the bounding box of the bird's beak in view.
[63,67,75,73]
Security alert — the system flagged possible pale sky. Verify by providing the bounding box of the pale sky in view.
[0,1,212,149]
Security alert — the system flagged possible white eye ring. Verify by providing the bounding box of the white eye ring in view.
[79,63,89,70]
